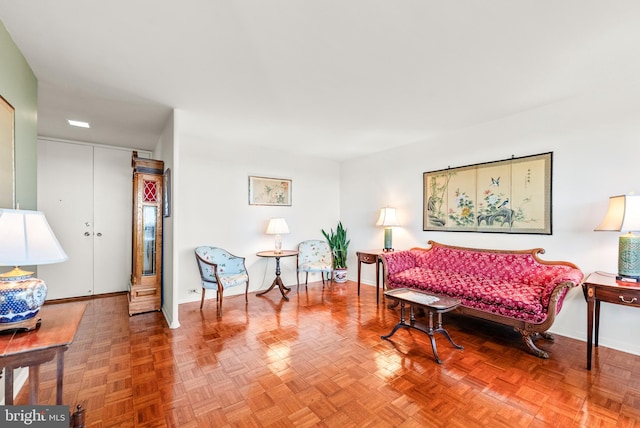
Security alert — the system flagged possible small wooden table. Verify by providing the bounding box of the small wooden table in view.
[0,302,86,404]
[356,250,386,303]
[382,288,463,364]
[582,272,640,370]
[257,250,298,301]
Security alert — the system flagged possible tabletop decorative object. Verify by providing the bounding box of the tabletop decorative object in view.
[0,209,68,332]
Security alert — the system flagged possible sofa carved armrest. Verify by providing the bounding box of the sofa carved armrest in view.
[380,250,417,275]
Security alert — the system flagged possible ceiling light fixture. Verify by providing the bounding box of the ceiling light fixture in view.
[67,119,90,128]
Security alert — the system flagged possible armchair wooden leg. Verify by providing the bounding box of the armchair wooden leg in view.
[200,288,206,310]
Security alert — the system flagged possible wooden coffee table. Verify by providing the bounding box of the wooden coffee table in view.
[382,288,463,363]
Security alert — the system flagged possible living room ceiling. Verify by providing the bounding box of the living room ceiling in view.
[1,1,639,161]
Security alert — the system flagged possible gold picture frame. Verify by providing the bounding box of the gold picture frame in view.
[0,95,15,209]
[163,168,171,218]
[248,176,292,206]
[423,152,552,234]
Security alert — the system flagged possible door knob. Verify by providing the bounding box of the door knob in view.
[96,233,102,237]
[84,232,91,236]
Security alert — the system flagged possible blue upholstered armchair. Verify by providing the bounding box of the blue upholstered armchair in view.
[194,246,249,317]
[296,240,333,289]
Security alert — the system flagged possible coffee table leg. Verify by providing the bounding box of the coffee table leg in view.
[433,312,464,350]
[381,302,408,340]
[425,311,443,363]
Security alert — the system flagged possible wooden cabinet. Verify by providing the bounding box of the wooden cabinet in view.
[129,152,163,316]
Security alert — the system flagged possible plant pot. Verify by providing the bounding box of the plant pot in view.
[333,268,348,283]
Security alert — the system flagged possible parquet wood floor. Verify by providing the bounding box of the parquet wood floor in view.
[14,281,640,427]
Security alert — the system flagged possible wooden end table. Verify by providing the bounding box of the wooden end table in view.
[382,288,463,364]
[257,250,298,301]
[356,250,386,303]
[0,302,86,404]
[582,272,640,370]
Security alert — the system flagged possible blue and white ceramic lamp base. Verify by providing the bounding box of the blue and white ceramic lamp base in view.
[0,277,46,332]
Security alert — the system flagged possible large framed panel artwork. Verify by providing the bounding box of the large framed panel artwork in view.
[423,152,552,234]
[0,95,14,209]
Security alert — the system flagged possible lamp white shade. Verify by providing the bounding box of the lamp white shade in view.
[376,207,400,227]
[266,218,290,235]
[594,194,640,232]
[0,209,68,266]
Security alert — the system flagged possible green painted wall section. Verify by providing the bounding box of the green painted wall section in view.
[0,20,37,210]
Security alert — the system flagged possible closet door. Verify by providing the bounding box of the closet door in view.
[37,140,132,299]
[93,147,132,294]
[37,140,94,299]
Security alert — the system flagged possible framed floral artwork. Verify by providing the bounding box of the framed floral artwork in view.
[423,152,552,234]
[248,176,292,206]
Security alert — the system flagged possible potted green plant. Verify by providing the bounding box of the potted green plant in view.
[322,221,350,283]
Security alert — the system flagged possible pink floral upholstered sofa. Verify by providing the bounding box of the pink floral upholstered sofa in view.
[380,241,584,358]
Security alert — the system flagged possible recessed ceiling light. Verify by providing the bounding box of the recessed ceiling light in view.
[67,119,90,128]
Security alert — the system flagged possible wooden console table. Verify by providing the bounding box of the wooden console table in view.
[356,250,386,303]
[582,272,640,370]
[0,302,86,404]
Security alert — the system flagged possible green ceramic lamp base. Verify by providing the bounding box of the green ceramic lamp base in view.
[383,228,394,252]
[618,232,640,281]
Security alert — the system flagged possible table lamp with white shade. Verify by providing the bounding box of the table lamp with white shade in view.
[594,194,640,281]
[0,209,68,331]
[266,218,289,254]
[376,207,400,252]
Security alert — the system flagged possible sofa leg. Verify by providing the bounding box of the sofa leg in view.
[519,331,549,359]
[540,331,554,341]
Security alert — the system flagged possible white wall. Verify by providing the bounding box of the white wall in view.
[341,80,640,356]
[154,111,177,328]
[175,132,341,307]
